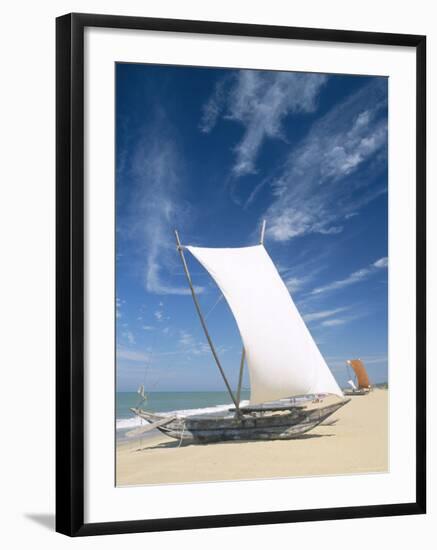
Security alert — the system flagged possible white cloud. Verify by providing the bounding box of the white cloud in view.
[142,325,155,331]
[311,256,388,296]
[302,305,367,329]
[321,318,346,327]
[201,71,327,178]
[122,330,135,345]
[199,76,229,133]
[154,310,163,322]
[178,330,210,356]
[303,307,349,322]
[278,257,326,297]
[119,126,204,296]
[117,347,150,362]
[116,297,123,319]
[345,212,359,219]
[361,354,388,365]
[285,275,311,293]
[178,330,193,347]
[374,257,388,268]
[263,80,388,242]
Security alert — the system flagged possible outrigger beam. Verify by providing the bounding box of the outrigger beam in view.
[174,230,242,414]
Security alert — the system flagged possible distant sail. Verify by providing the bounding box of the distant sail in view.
[347,359,370,389]
[186,245,342,404]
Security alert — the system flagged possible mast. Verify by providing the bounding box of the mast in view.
[175,230,241,414]
[236,348,245,405]
[260,219,266,245]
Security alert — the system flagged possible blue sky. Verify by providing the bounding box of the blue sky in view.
[115,63,388,392]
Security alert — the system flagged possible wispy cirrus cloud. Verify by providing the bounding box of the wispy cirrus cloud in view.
[278,253,332,298]
[303,306,361,329]
[116,346,182,365]
[201,70,327,178]
[178,330,210,356]
[122,330,136,345]
[284,275,312,294]
[118,120,204,296]
[116,347,151,362]
[373,257,388,268]
[311,257,388,296]
[321,318,347,327]
[263,79,388,242]
[199,76,230,133]
[303,307,349,322]
[116,297,123,319]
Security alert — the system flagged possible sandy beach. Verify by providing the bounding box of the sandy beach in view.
[116,388,388,486]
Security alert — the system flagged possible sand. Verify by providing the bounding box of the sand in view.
[116,388,388,486]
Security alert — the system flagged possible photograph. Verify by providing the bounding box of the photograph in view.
[114,63,389,487]
[0,1,430,545]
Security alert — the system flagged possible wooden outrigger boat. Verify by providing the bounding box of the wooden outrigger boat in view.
[129,222,349,443]
[343,359,372,396]
[130,394,348,443]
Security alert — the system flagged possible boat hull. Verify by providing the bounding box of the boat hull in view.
[344,388,371,396]
[131,395,349,443]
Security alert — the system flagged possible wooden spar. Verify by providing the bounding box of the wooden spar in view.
[126,415,177,437]
[260,219,266,245]
[174,230,241,414]
[236,347,245,405]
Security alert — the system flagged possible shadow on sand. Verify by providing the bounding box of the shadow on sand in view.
[133,431,335,452]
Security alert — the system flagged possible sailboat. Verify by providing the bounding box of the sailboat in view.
[129,222,350,443]
[344,359,372,396]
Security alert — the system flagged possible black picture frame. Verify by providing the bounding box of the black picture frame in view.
[56,12,426,537]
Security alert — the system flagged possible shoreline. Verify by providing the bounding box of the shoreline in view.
[116,388,388,487]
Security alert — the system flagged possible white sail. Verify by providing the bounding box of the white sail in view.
[186,245,342,404]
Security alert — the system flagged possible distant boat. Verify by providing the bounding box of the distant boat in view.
[129,222,349,443]
[344,359,372,396]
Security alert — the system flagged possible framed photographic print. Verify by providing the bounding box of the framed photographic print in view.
[56,13,426,536]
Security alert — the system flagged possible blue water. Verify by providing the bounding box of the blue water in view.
[116,390,250,433]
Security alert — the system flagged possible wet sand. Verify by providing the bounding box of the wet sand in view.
[116,388,388,486]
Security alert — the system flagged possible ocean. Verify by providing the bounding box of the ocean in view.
[116,390,250,442]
